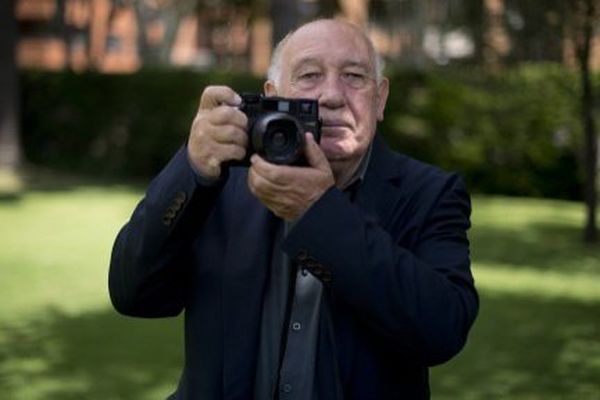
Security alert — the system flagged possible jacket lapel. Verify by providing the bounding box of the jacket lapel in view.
[354,135,407,231]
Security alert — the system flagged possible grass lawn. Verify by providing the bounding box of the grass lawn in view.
[1,178,599,399]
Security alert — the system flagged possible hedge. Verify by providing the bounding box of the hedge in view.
[20,65,593,199]
[21,69,263,179]
[382,65,585,199]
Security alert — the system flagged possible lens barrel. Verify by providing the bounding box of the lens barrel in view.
[250,112,305,165]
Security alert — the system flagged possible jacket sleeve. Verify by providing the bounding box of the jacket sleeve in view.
[281,174,478,366]
[108,147,226,318]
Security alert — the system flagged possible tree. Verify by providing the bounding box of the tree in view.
[566,0,599,243]
[110,0,196,66]
[270,0,342,46]
[270,0,299,44]
[0,0,21,190]
[503,0,565,63]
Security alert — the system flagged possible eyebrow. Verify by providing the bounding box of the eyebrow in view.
[290,57,321,74]
[341,61,371,73]
[290,57,372,75]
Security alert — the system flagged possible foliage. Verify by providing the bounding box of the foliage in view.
[382,64,587,199]
[0,184,598,398]
[20,66,596,199]
[21,68,262,178]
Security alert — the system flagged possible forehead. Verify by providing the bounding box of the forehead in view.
[281,21,374,71]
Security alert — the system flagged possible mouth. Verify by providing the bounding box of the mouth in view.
[321,119,351,136]
[322,118,350,128]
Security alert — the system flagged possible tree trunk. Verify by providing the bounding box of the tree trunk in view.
[339,0,370,27]
[158,6,186,64]
[270,0,300,45]
[577,0,598,243]
[0,0,21,173]
[133,1,158,66]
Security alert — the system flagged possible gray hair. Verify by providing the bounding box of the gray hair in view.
[267,19,385,88]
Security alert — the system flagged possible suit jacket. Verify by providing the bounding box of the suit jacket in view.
[109,135,479,399]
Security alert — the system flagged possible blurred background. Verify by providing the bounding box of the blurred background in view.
[0,0,599,398]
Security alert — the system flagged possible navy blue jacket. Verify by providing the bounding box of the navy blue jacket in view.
[109,135,478,399]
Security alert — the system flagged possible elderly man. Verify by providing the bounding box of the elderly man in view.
[109,18,478,400]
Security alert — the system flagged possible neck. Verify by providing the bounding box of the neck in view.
[331,158,362,190]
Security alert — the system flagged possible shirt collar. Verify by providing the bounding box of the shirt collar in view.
[340,142,373,192]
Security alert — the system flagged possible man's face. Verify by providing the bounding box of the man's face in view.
[265,21,389,177]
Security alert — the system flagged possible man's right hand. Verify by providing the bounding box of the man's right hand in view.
[188,86,248,179]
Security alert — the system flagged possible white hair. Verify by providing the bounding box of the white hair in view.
[267,19,385,88]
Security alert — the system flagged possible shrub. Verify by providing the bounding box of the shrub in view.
[21,69,262,177]
[20,65,595,199]
[380,64,585,199]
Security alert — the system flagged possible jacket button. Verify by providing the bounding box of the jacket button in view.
[296,249,308,262]
[162,208,177,226]
[164,208,176,219]
[306,260,332,283]
[174,191,187,205]
[171,201,182,212]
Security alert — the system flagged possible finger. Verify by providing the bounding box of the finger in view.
[201,156,222,178]
[248,166,280,199]
[208,106,248,129]
[197,141,245,162]
[250,155,294,186]
[214,142,247,162]
[210,124,248,148]
[199,86,242,109]
[303,133,329,170]
[190,115,246,149]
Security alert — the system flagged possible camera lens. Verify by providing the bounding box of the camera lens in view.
[272,131,287,147]
[264,120,301,163]
[251,113,304,165]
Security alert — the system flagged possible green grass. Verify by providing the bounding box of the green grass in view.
[431,196,600,399]
[0,181,183,399]
[1,180,599,399]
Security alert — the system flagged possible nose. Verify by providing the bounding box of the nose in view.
[317,73,345,110]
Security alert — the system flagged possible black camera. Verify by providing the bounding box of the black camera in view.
[237,93,321,166]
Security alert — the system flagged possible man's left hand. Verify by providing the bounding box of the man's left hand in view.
[248,133,335,221]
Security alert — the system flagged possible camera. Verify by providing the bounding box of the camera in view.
[237,93,321,166]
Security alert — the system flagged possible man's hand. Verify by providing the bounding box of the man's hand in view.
[248,133,335,221]
[188,86,248,179]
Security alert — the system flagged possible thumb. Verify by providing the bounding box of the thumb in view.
[199,86,242,109]
[304,133,329,170]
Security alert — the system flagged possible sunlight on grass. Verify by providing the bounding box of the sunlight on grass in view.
[430,195,600,400]
[474,263,600,303]
[0,168,24,196]
[0,186,141,318]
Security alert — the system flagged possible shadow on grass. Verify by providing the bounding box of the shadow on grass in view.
[1,293,599,399]
[0,307,183,400]
[432,292,600,399]
[1,166,150,196]
[0,193,22,203]
[471,221,599,271]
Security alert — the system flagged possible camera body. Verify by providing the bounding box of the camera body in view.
[237,93,321,166]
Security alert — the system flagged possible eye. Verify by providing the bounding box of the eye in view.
[294,71,323,89]
[341,72,368,88]
[298,72,322,81]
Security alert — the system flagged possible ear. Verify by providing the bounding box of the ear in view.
[376,77,389,121]
[264,80,278,96]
